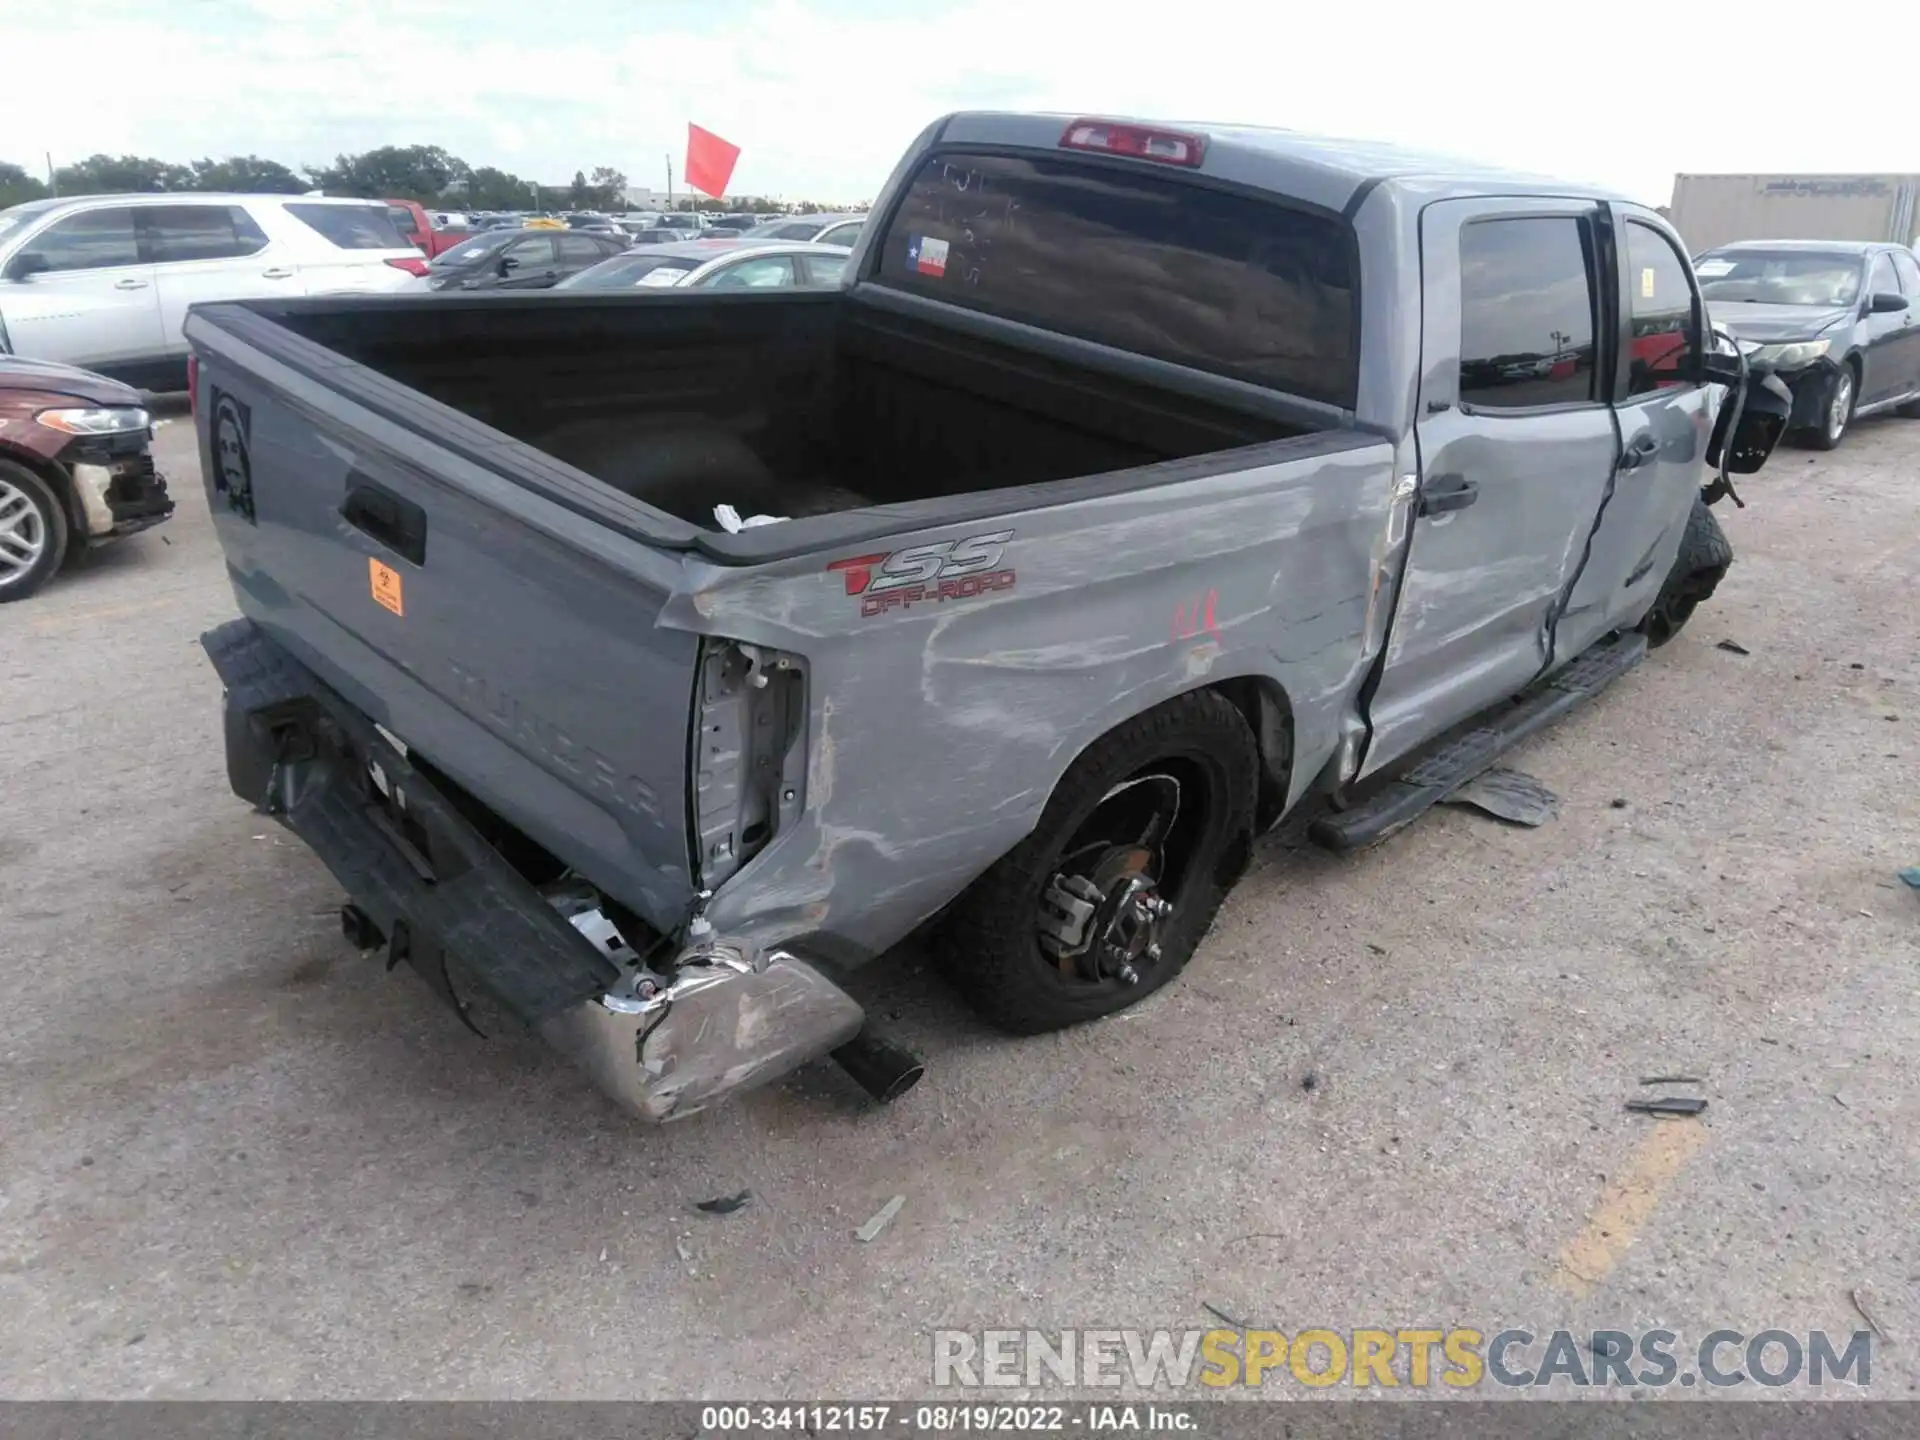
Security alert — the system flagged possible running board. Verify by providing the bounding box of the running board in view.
[1310,632,1649,854]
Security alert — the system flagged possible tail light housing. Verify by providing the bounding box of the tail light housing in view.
[385,256,430,277]
[1060,119,1206,167]
[187,353,199,417]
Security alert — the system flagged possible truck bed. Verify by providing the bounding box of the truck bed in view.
[262,289,1309,533]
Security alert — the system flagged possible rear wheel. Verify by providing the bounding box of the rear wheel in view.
[935,690,1258,1034]
[0,461,68,603]
[1641,494,1733,648]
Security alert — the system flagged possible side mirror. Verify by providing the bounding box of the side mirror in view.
[498,255,518,275]
[1868,291,1909,315]
[1707,369,1794,475]
[4,251,49,282]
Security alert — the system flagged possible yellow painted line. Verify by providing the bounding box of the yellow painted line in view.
[1552,1117,1706,1297]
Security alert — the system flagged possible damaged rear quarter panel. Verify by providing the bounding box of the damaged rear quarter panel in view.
[660,434,1397,964]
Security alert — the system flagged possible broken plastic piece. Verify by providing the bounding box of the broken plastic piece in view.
[1715,639,1750,656]
[694,1190,752,1215]
[1626,1096,1708,1117]
[1897,867,1920,891]
[713,503,788,533]
[1638,1075,1704,1085]
[855,1195,905,1242]
[1439,768,1558,827]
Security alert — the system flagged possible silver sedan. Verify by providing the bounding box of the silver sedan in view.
[552,239,852,292]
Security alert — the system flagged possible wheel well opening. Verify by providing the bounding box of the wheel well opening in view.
[0,448,80,537]
[1209,676,1294,831]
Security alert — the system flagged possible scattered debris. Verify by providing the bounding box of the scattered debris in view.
[674,1235,694,1265]
[1202,1302,1249,1330]
[713,503,787,533]
[1626,1096,1708,1118]
[1898,868,1920,891]
[1850,1285,1891,1341]
[1832,1093,1851,1110]
[694,1190,752,1216]
[1850,662,1865,670]
[1639,1075,1704,1086]
[1610,797,1629,809]
[855,1195,905,1243]
[1300,1071,1319,1092]
[1439,768,1559,827]
[1365,941,1388,956]
[1715,639,1751,656]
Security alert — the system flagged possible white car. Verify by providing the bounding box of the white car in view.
[551,239,852,292]
[0,194,429,391]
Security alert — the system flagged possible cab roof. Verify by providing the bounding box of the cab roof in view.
[932,112,1631,215]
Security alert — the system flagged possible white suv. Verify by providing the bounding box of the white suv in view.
[0,194,429,391]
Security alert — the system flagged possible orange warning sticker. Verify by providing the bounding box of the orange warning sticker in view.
[368,556,404,616]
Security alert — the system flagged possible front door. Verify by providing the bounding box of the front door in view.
[1881,249,1920,400]
[1556,209,1715,657]
[1362,198,1620,776]
[1859,251,1914,405]
[0,205,165,378]
[496,234,560,289]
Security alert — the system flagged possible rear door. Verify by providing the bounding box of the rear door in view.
[0,205,165,375]
[1363,198,1619,773]
[190,313,701,927]
[144,202,296,356]
[1555,210,1714,658]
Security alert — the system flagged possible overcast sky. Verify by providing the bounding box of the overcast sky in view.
[8,0,1914,206]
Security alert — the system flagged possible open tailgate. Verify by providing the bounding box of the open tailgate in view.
[187,304,699,930]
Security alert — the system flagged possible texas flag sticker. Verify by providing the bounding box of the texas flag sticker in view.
[907,234,949,278]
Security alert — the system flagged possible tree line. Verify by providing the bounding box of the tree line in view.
[0,145,810,214]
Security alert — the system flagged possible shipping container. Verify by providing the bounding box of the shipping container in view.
[1668,173,1920,255]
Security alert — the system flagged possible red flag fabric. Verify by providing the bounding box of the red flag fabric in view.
[685,124,741,199]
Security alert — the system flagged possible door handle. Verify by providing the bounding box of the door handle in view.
[1417,474,1479,517]
[1618,435,1659,471]
[113,278,148,290]
[341,476,427,565]
[261,267,295,279]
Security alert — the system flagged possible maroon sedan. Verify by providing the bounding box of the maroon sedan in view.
[0,355,173,601]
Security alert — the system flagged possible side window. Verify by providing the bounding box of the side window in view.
[804,253,849,287]
[1891,250,1920,296]
[1625,221,1700,396]
[25,208,142,272]
[702,255,797,289]
[1458,216,1598,409]
[816,222,862,247]
[505,235,556,267]
[1868,252,1900,298]
[144,205,270,264]
[557,234,605,263]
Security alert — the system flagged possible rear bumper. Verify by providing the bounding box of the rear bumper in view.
[201,617,865,1123]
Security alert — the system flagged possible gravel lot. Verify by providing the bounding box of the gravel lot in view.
[2,414,1916,1400]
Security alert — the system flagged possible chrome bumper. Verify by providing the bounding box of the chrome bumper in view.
[538,950,865,1123]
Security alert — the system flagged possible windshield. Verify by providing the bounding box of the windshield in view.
[1695,251,1863,307]
[555,254,696,289]
[435,231,513,264]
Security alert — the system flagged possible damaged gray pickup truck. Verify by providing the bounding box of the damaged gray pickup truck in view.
[190,113,1790,1122]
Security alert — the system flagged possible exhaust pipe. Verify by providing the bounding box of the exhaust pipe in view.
[831,1028,926,1104]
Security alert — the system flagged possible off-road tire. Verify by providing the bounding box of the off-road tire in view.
[1640,494,1733,648]
[1801,361,1857,451]
[0,460,69,603]
[934,689,1258,1034]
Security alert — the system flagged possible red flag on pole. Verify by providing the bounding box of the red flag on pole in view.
[685,124,741,199]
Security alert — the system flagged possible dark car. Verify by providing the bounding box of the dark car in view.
[0,354,172,600]
[703,215,760,234]
[553,239,852,292]
[425,227,629,291]
[1697,239,1920,449]
[626,224,703,246]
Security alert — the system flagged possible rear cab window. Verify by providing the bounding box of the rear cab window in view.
[285,203,413,250]
[870,150,1359,408]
